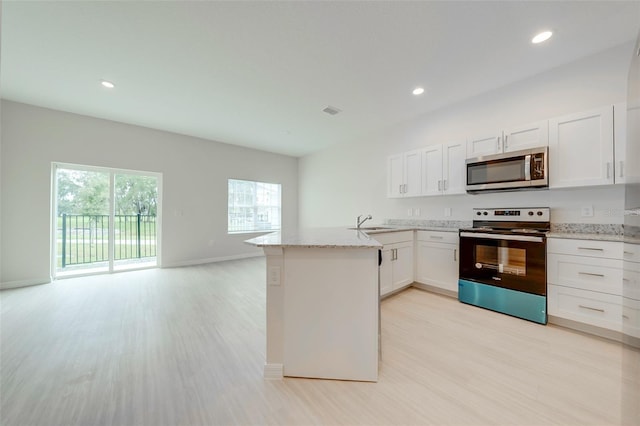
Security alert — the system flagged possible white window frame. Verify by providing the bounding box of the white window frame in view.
[228,178,281,234]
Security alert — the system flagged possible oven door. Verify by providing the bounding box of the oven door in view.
[459,232,546,295]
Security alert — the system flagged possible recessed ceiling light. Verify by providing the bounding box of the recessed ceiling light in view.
[412,87,425,96]
[531,31,553,44]
[100,80,115,89]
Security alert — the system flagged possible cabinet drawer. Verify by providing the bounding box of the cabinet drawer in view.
[548,284,622,331]
[548,238,622,259]
[622,297,640,338]
[623,243,640,264]
[623,261,640,301]
[416,230,458,244]
[374,231,414,245]
[547,253,623,295]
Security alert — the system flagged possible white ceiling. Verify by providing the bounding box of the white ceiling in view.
[2,1,639,157]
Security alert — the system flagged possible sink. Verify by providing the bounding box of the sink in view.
[349,226,392,231]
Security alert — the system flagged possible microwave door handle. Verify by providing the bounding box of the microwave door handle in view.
[524,154,531,181]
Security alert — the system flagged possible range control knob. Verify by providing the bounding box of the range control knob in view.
[483,211,488,216]
[537,211,543,216]
[476,211,482,216]
[528,211,534,216]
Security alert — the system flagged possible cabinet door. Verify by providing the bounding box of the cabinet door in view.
[379,248,394,296]
[443,141,466,195]
[467,133,502,158]
[503,120,549,152]
[614,102,627,184]
[549,106,614,188]
[392,242,414,290]
[387,154,404,198]
[416,241,459,293]
[421,145,443,196]
[403,150,422,197]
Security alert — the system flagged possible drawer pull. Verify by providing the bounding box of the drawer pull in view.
[579,305,605,313]
[624,251,634,255]
[578,247,604,251]
[578,272,605,278]
[623,278,631,282]
[623,314,630,320]
[430,236,444,240]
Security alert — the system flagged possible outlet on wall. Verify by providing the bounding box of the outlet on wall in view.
[581,206,594,217]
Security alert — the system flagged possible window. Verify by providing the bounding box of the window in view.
[228,179,281,233]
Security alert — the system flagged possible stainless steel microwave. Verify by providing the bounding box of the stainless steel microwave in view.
[466,147,548,193]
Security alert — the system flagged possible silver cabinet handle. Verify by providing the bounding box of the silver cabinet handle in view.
[579,305,605,313]
[438,180,442,191]
[399,184,403,194]
[430,235,443,240]
[578,247,604,251]
[443,180,448,191]
[496,136,501,151]
[623,314,630,320]
[403,184,407,193]
[624,251,634,255]
[454,249,457,261]
[504,135,508,150]
[578,272,605,277]
[619,161,624,178]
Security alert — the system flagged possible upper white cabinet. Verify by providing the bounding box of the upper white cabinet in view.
[387,150,422,198]
[467,132,503,158]
[614,102,627,185]
[466,121,549,158]
[422,141,466,196]
[503,121,549,153]
[549,106,614,188]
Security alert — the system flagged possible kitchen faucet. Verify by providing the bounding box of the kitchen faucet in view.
[356,214,372,228]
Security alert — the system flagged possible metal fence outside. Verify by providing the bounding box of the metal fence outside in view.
[58,214,157,268]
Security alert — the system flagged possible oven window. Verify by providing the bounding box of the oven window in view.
[475,245,526,276]
[467,158,525,185]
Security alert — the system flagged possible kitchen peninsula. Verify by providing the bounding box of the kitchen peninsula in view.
[246,228,382,382]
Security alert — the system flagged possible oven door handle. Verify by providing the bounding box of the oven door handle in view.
[524,154,531,181]
[460,232,544,243]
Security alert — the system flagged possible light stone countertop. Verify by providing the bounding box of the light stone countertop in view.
[244,227,383,248]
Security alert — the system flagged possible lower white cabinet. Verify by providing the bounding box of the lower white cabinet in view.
[415,231,459,294]
[547,238,625,333]
[376,231,414,297]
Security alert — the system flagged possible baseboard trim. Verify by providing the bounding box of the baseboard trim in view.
[162,252,264,268]
[0,277,52,290]
[548,315,640,348]
[264,363,283,379]
[412,282,457,299]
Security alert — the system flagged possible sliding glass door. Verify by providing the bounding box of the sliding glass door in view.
[53,164,161,277]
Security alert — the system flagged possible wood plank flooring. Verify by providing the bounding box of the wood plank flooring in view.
[1,257,638,425]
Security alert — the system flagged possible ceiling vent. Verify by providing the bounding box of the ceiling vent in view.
[322,106,342,116]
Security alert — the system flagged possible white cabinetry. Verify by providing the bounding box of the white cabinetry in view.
[422,141,466,196]
[415,231,459,294]
[466,121,548,157]
[623,242,640,339]
[387,150,422,198]
[548,238,624,333]
[376,231,414,297]
[614,102,627,184]
[549,106,614,188]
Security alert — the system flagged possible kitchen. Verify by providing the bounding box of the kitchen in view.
[1,1,640,425]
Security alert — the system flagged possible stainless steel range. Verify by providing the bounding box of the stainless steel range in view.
[458,207,550,324]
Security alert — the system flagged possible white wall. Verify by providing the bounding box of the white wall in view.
[299,42,633,228]
[0,101,298,286]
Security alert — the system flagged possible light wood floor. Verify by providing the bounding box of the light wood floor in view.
[1,257,638,425]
